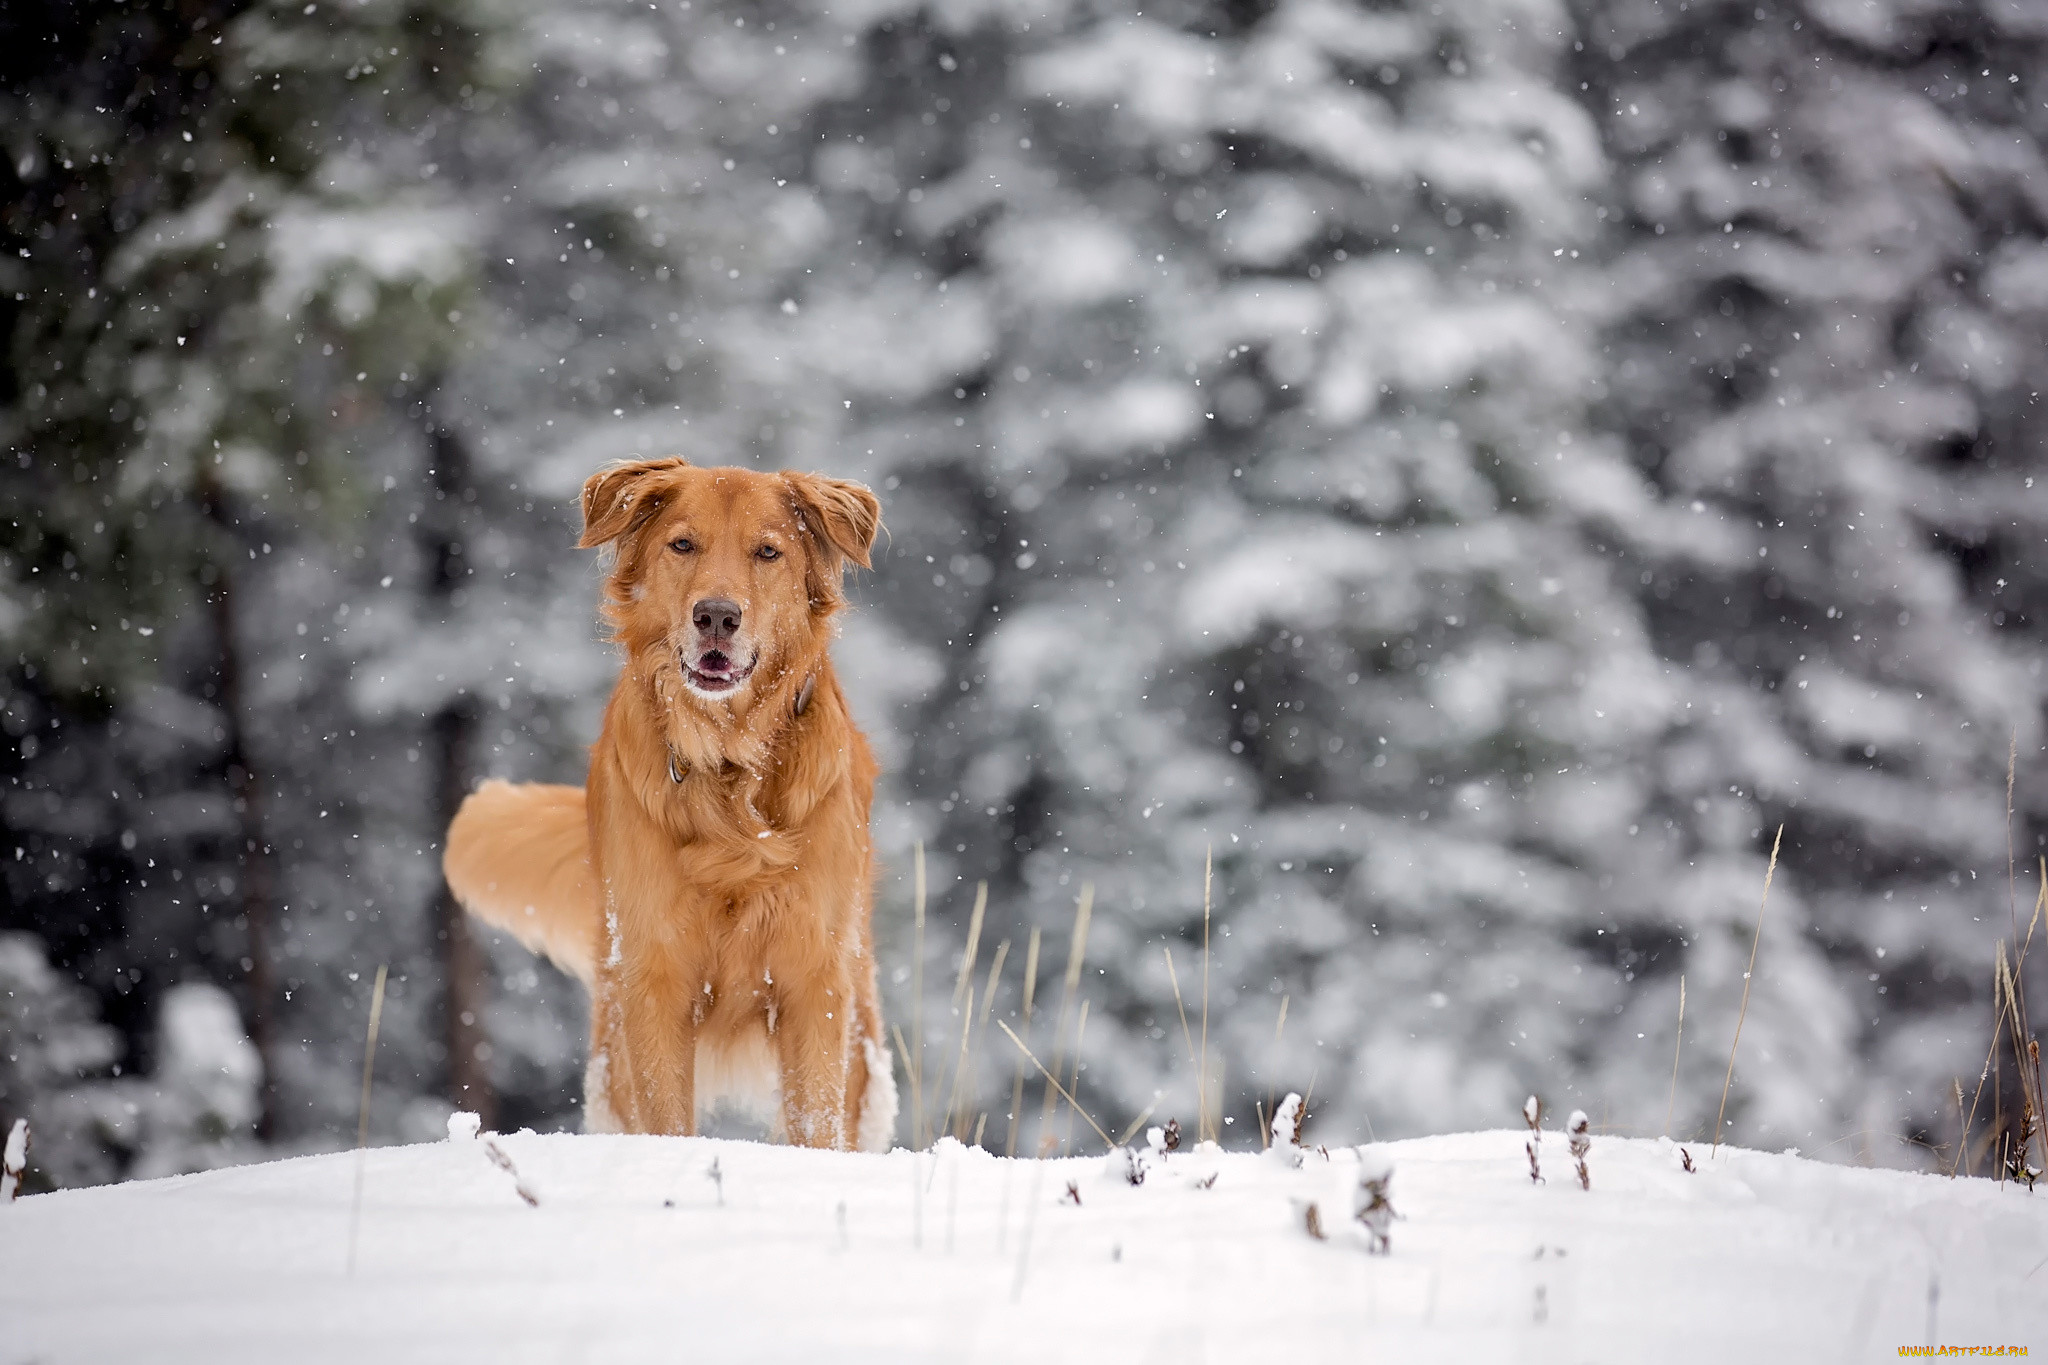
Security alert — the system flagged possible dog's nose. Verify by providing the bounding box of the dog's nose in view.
[692,597,743,640]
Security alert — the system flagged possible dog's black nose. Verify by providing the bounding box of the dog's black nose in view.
[692,597,742,639]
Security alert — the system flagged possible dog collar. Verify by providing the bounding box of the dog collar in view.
[667,673,818,784]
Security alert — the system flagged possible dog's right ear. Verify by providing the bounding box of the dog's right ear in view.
[579,457,688,549]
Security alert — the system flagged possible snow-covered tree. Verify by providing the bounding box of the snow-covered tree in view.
[1574,0,2048,1159]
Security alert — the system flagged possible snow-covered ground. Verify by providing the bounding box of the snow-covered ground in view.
[7,1126,2046,1362]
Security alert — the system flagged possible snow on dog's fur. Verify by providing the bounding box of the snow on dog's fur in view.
[444,458,896,1151]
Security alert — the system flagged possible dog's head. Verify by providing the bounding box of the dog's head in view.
[579,457,880,708]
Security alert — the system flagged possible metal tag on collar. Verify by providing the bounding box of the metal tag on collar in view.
[794,674,816,717]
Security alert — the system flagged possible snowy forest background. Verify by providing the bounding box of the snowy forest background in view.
[4,0,2046,1188]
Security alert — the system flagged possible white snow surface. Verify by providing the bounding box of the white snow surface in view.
[6,1129,2046,1361]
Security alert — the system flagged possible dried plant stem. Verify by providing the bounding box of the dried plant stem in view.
[482,1137,540,1207]
[1036,886,1093,1149]
[1995,944,2044,1179]
[952,882,988,1007]
[1115,1098,1160,1147]
[941,939,1009,1141]
[1006,927,1041,1158]
[1164,945,1198,1118]
[346,964,388,1276]
[933,884,988,1140]
[996,1019,1111,1149]
[1264,994,1289,1149]
[1952,1078,1968,1177]
[1665,974,1687,1139]
[1200,845,1213,1143]
[911,841,926,1148]
[981,941,1010,1028]
[891,1021,917,1128]
[1062,1000,1091,1156]
[939,986,976,1142]
[1953,868,2048,1177]
[1714,826,1781,1155]
[2007,731,2020,945]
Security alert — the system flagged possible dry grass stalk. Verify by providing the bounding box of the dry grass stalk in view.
[1115,1098,1160,1148]
[911,840,927,1148]
[891,1022,915,1091]
[1036,886,1093,1149]
[945,937,1009,1142]
[1993,746,2045,1184]
[1200,844,1213,1143]
[1958,1003,2002,1178]
[346,963,388,1275]
[1954,865,2047,1178]
[1302,1202,1327,1240]
[981,940,1010,1028]
[1952,1078,1967,1175]
[1062,1000,1091,1156]
[995,1018,1112,1150]
[1523,1095,1543,1184]
[482,1136,541,1207]
[2007,730,2021,944]
[1679,1146,1695,1174]
[1006,926,1041,1158]
[2,1117,28,1202]
[1207,1056,1227,1148]
[1568,1110,1591,1191]
[952,881,987,1009]
[1714,824,1782,1155]
[1163,945,1199,1127]
[939,985,976,1145]
[1995,944,2043,1186]
[1264,993,1290,1149]
[1664,974,1686,1139]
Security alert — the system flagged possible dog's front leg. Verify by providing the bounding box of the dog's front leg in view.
[586,965,641,1133]
[771,964,855,1149]
[617,958,699,1135]
[586,759,702,1136]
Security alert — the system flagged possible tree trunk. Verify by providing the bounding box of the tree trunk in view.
[424,403,497,1127]
[199,470,280,1141]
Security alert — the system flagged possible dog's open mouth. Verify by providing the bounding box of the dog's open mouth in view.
[685,649,757,695]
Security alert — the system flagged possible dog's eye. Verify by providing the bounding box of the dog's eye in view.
[756,545,781,561]
[669,538,694,554]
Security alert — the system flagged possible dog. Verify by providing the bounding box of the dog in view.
[442,457,896,1151]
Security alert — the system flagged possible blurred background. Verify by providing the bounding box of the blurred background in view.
[3,0,2045,1188]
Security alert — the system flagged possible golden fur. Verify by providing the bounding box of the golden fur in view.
[443,459,895,1151]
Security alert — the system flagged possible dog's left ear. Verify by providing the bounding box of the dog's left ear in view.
[580,457,689,550]
[786,472,881,570]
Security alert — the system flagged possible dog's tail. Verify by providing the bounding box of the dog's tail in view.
[444,780,600,988]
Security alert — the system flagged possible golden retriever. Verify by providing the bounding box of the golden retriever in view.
[442,458,895,1151]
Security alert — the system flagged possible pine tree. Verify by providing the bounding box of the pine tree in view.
[1573,0,2048,1154]
[769,0,1773,1148]
[2,0,505,1153]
